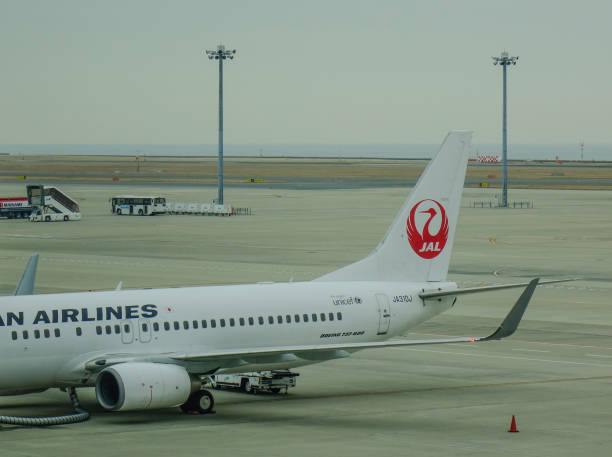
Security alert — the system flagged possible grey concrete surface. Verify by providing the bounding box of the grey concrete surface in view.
[0,182,611,457]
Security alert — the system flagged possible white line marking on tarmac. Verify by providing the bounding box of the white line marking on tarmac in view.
[586,354,612,359]
[511,348,550,353]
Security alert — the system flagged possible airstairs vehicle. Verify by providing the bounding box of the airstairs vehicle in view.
[27,185,81,222]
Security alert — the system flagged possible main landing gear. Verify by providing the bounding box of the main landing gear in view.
[180,389,215,415]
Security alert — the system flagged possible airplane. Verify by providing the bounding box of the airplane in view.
[0,131,568,426]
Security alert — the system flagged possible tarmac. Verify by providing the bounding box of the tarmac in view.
[0,181,611,457]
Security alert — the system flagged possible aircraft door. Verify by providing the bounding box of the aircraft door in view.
[375,294,391,335]
[121,321,134,344]
[139,319,152,343]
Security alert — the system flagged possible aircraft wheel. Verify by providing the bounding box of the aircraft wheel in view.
[63,215,69,221]
[240,378,251,393]
[270,387,281,394]
[45,216,51,222]
[181,390,214,414]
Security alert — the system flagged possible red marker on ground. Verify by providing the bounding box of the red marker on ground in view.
[508,415,519,433]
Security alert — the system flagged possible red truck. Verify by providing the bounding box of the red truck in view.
[0,197,32,219]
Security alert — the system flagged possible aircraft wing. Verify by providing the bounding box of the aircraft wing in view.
[169,278,540,363]
[83,279,539,373]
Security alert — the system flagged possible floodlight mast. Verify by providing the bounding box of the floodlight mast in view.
[492,51,518,208]
[206,44,236,206]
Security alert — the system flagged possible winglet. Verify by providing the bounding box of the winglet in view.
[14,254,39,296]
[479,278,539,341]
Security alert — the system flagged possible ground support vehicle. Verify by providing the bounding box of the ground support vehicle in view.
[29,206,81,222]
[27,185,81,222]
[209,371,299,394]
[0,197,32,219]
[168,202,234,216]
[111,195,167,215]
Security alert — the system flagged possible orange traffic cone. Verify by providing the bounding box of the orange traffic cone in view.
[508,415,519,433]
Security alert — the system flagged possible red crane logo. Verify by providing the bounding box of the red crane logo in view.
[406,199,449,259]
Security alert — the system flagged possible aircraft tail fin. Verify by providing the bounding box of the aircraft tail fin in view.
[316,131,471,283]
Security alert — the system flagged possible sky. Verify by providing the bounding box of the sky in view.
[0,0,610,146]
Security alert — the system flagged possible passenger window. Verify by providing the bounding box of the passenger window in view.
[286,315,291,323]
[303,314,309,322]
[211,319,217,328]
[192,320,199,329]
[164,322,170,331]
[174,321,180,330]
[220,319,226,327]
[294,314,300,323]
[329,312,334,321]
[337,312,342,321]
[11,331,17,341]
[114,324,121,334]
[35,329,41,339]
[258,316,264,325]
[268,316,274,324]
[202,320,207,328]
[183,321,189,330]
[320,313,326,322]
[142,323,148,332]
[248,317,254,326]
[105,325,112,335]
[44,329,50,338]
[230,318,235,327]
[54,329,60,337]
[153,322,160,331]
[23,330,29,340]
[76,327,82,336]
[96,326,102,335]
[239,317,245,326]
[277,315,283,324]
[124,324,130,333]
[312,313,317,322]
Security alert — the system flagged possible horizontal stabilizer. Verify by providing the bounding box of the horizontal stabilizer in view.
[419,278,575,299]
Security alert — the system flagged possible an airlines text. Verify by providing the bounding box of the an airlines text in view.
[0,304,158,327]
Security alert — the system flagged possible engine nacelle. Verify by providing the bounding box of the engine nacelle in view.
[95,362,197,411]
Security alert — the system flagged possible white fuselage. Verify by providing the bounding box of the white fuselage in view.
[0,280,456,394]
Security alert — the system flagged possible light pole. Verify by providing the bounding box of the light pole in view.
[206,44,236,206]
[492,51,518,208]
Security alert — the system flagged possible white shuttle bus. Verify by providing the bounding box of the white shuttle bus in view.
[111,195,168,216]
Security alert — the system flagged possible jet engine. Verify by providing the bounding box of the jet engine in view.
[95,362,199,411]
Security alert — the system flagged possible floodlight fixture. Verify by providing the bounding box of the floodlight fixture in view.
[492,52,519,67]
